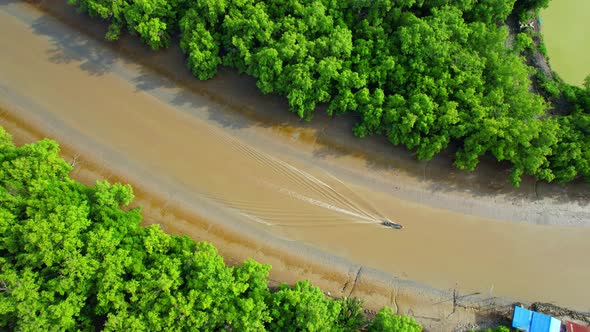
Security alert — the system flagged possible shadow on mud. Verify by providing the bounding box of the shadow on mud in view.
[23,0,590,210]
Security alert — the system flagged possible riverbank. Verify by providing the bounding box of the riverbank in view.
[1,1,589,329]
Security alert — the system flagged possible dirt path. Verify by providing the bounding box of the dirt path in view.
[1,1,589,325]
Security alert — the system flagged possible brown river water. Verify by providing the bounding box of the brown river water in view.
[1,1,589,319]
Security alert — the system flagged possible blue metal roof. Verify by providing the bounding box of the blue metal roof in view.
[513,306,533,331]
[531,311,561,332]
[549,318,562,332]
[531,312,552,332]
[512,306,562,332]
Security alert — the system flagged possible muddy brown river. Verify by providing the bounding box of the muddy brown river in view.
[1,1,589,319]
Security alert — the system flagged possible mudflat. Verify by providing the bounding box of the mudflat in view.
[1,1,589,319]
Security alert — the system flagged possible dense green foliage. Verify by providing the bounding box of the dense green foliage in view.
[544,82,590,183]
[469,327,512,332]
[0,128,420,331]
[513,0,550,14]
[515,21,590,184]
[67,0,589,187]
[367,307,422,332]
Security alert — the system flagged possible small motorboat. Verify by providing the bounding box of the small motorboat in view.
[381,219,403,229]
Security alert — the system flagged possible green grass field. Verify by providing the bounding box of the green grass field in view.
[542,0,590,86]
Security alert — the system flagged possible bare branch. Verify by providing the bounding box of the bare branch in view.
[70,154,80,168]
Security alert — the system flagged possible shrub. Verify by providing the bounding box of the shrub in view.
[367,307,422,332]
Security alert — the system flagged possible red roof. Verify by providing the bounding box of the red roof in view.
[566,321,590,332]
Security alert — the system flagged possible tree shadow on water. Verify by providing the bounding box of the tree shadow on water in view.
[29,13,116,76]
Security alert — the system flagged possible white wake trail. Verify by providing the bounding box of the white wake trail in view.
[260,181,379,224]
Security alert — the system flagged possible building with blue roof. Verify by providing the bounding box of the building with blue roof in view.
[512,306,562,332]
[514,306,534,330]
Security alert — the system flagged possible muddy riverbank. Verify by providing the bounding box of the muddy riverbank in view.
[1,1,589,328]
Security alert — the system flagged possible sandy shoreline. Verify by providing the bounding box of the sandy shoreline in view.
[1,1,589,328]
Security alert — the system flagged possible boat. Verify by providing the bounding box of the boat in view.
[381,219,403,229]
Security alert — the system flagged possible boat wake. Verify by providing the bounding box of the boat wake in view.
[199,126,402,230]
